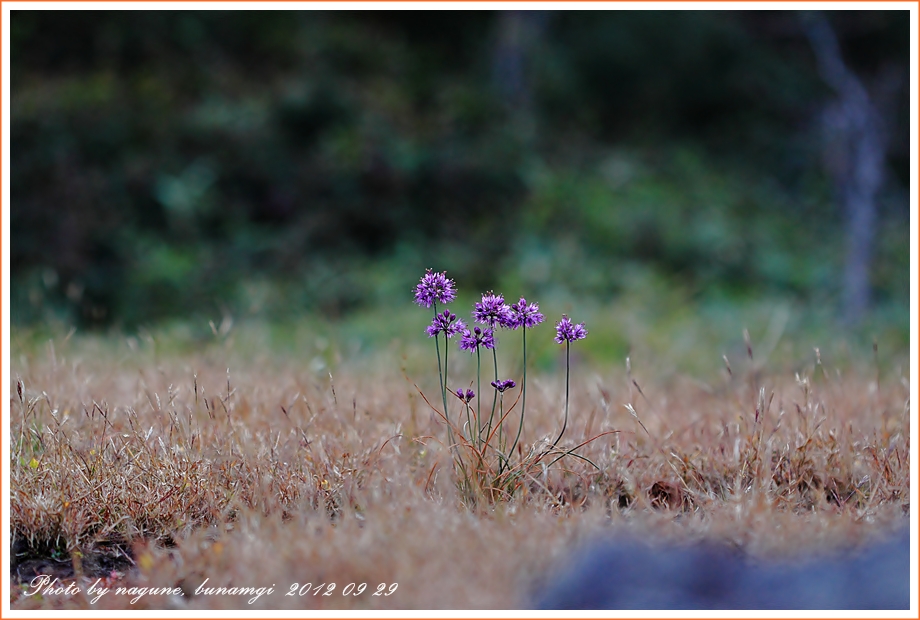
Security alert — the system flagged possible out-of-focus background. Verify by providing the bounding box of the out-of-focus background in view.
[11,10,910,371]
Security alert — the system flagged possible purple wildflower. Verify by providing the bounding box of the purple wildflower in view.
[459,326,495,352]
[554,315,588,344]
[474,292,513,329]
[455,388,476,403]
[507,297,545,330]
[426,310,466,339]
[413,269,457,308]
[491,379,517,393]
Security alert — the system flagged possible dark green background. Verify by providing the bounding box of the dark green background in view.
[11,11,910,342]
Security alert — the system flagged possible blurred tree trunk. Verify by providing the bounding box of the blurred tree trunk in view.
[802,13,889,324]
[493,11,550,145]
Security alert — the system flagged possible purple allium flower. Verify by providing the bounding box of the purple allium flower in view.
[490,379,517,393]
[554,315,588,344]
[474,292,513,328]
[413,269,457,308]
[507,297,545,330]
[426,310,466,339]
[459,326,495,352]
[455,388,476,403]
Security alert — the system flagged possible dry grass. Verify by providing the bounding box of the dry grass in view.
[9,331,910,610]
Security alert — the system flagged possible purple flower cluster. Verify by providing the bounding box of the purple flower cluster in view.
[426,310,466,339]
[554,315,588,344]
[455,388,476,403]
[472,293,545,331]
[474,292,513,328]
[507,297,545,329]
[491,379,517,393]
[459,326,495,352]
[413,269,587,350]
[414,269,457,308]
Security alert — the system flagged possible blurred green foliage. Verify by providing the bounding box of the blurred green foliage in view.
[11,10,910,334]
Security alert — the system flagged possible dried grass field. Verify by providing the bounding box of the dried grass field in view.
[8,325,911,610]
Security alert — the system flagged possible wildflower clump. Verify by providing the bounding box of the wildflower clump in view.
[412,270,599,503]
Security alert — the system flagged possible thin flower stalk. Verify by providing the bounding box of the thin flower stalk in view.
[474,292,510,442]
[458,325,494,451]
[486,346,501,446]
[414,270,460,458]
[455,388,476,446]
[550,315,587,453]
[505,298,543,470]
[476,348,482,448]
[490,379,516,455]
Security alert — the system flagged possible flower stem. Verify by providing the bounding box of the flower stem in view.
[433,304,448,415]
[476,347,482,450]
[464,399,473,444]
[485,346,500,446]
[508,327,526,466]
[498,394,505,453]
[549,340,570,452]
[443,330,450,409]
[433,303,457,458]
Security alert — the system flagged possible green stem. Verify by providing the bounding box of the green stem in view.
[465,399,473,444]
[443,330,450,412]
[508,327,526,465]
[433,304,448,417]
[476,347,482,450]
[485,345,500,445]
[498,395,504,453]
[433,303,457,463]
[550,340,570,451]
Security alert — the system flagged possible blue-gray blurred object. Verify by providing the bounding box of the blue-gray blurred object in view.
[534,528,910,610]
